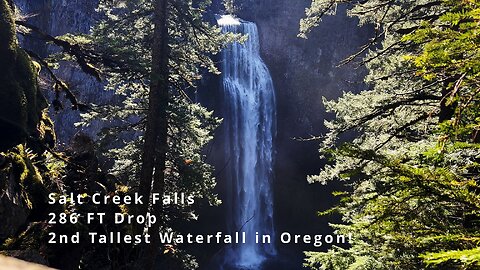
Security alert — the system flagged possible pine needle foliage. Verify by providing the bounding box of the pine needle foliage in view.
[301,0,480,269]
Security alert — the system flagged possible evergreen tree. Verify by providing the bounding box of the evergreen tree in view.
[77,0,238,268]
[301,0,480,269]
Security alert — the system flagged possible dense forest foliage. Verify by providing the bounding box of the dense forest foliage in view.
[1,0,479,269]
[301,0,480,269]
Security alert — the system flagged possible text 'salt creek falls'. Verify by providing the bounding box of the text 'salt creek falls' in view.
[219,15,277,269]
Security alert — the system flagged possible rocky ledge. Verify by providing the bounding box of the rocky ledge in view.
[0,255,54,270]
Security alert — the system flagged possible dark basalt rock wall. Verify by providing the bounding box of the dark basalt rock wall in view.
[0,0,50,152]
[15,0,109,145]
[13,0,372,265]
[236,0,371,254]
[196,1,372,266]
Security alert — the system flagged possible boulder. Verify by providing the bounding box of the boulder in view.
[0,254,53,270]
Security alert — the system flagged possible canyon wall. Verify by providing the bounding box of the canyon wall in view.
[237,0,371,255]
[16,0,109,145]
[197,1,372,266]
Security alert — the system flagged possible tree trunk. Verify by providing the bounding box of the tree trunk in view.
[136,0,169,268]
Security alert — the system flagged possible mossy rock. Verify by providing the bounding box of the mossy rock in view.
[0,0,49,152]
[5,146,49,212]
[0,0,16,66]
[0,146,39,239]
[0,146,50,234]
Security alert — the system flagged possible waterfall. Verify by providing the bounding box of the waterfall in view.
[219,15,277,269]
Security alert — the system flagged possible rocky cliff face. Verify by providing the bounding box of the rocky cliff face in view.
[194,4,373,265]
[235,0,371,250]
[244,1,369,132]
[15,0,109,145]
[194,2,372,265]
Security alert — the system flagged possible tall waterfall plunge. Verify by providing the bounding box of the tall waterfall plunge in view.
[219,16,277,268]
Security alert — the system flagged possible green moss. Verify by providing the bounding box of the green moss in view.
[0,0,16,66]
[0,0,49,152]
[38,111,56,149]
[20,50,49,132]
[5,146,48,210]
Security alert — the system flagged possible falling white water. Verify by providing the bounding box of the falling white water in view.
[219,15,277,269]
